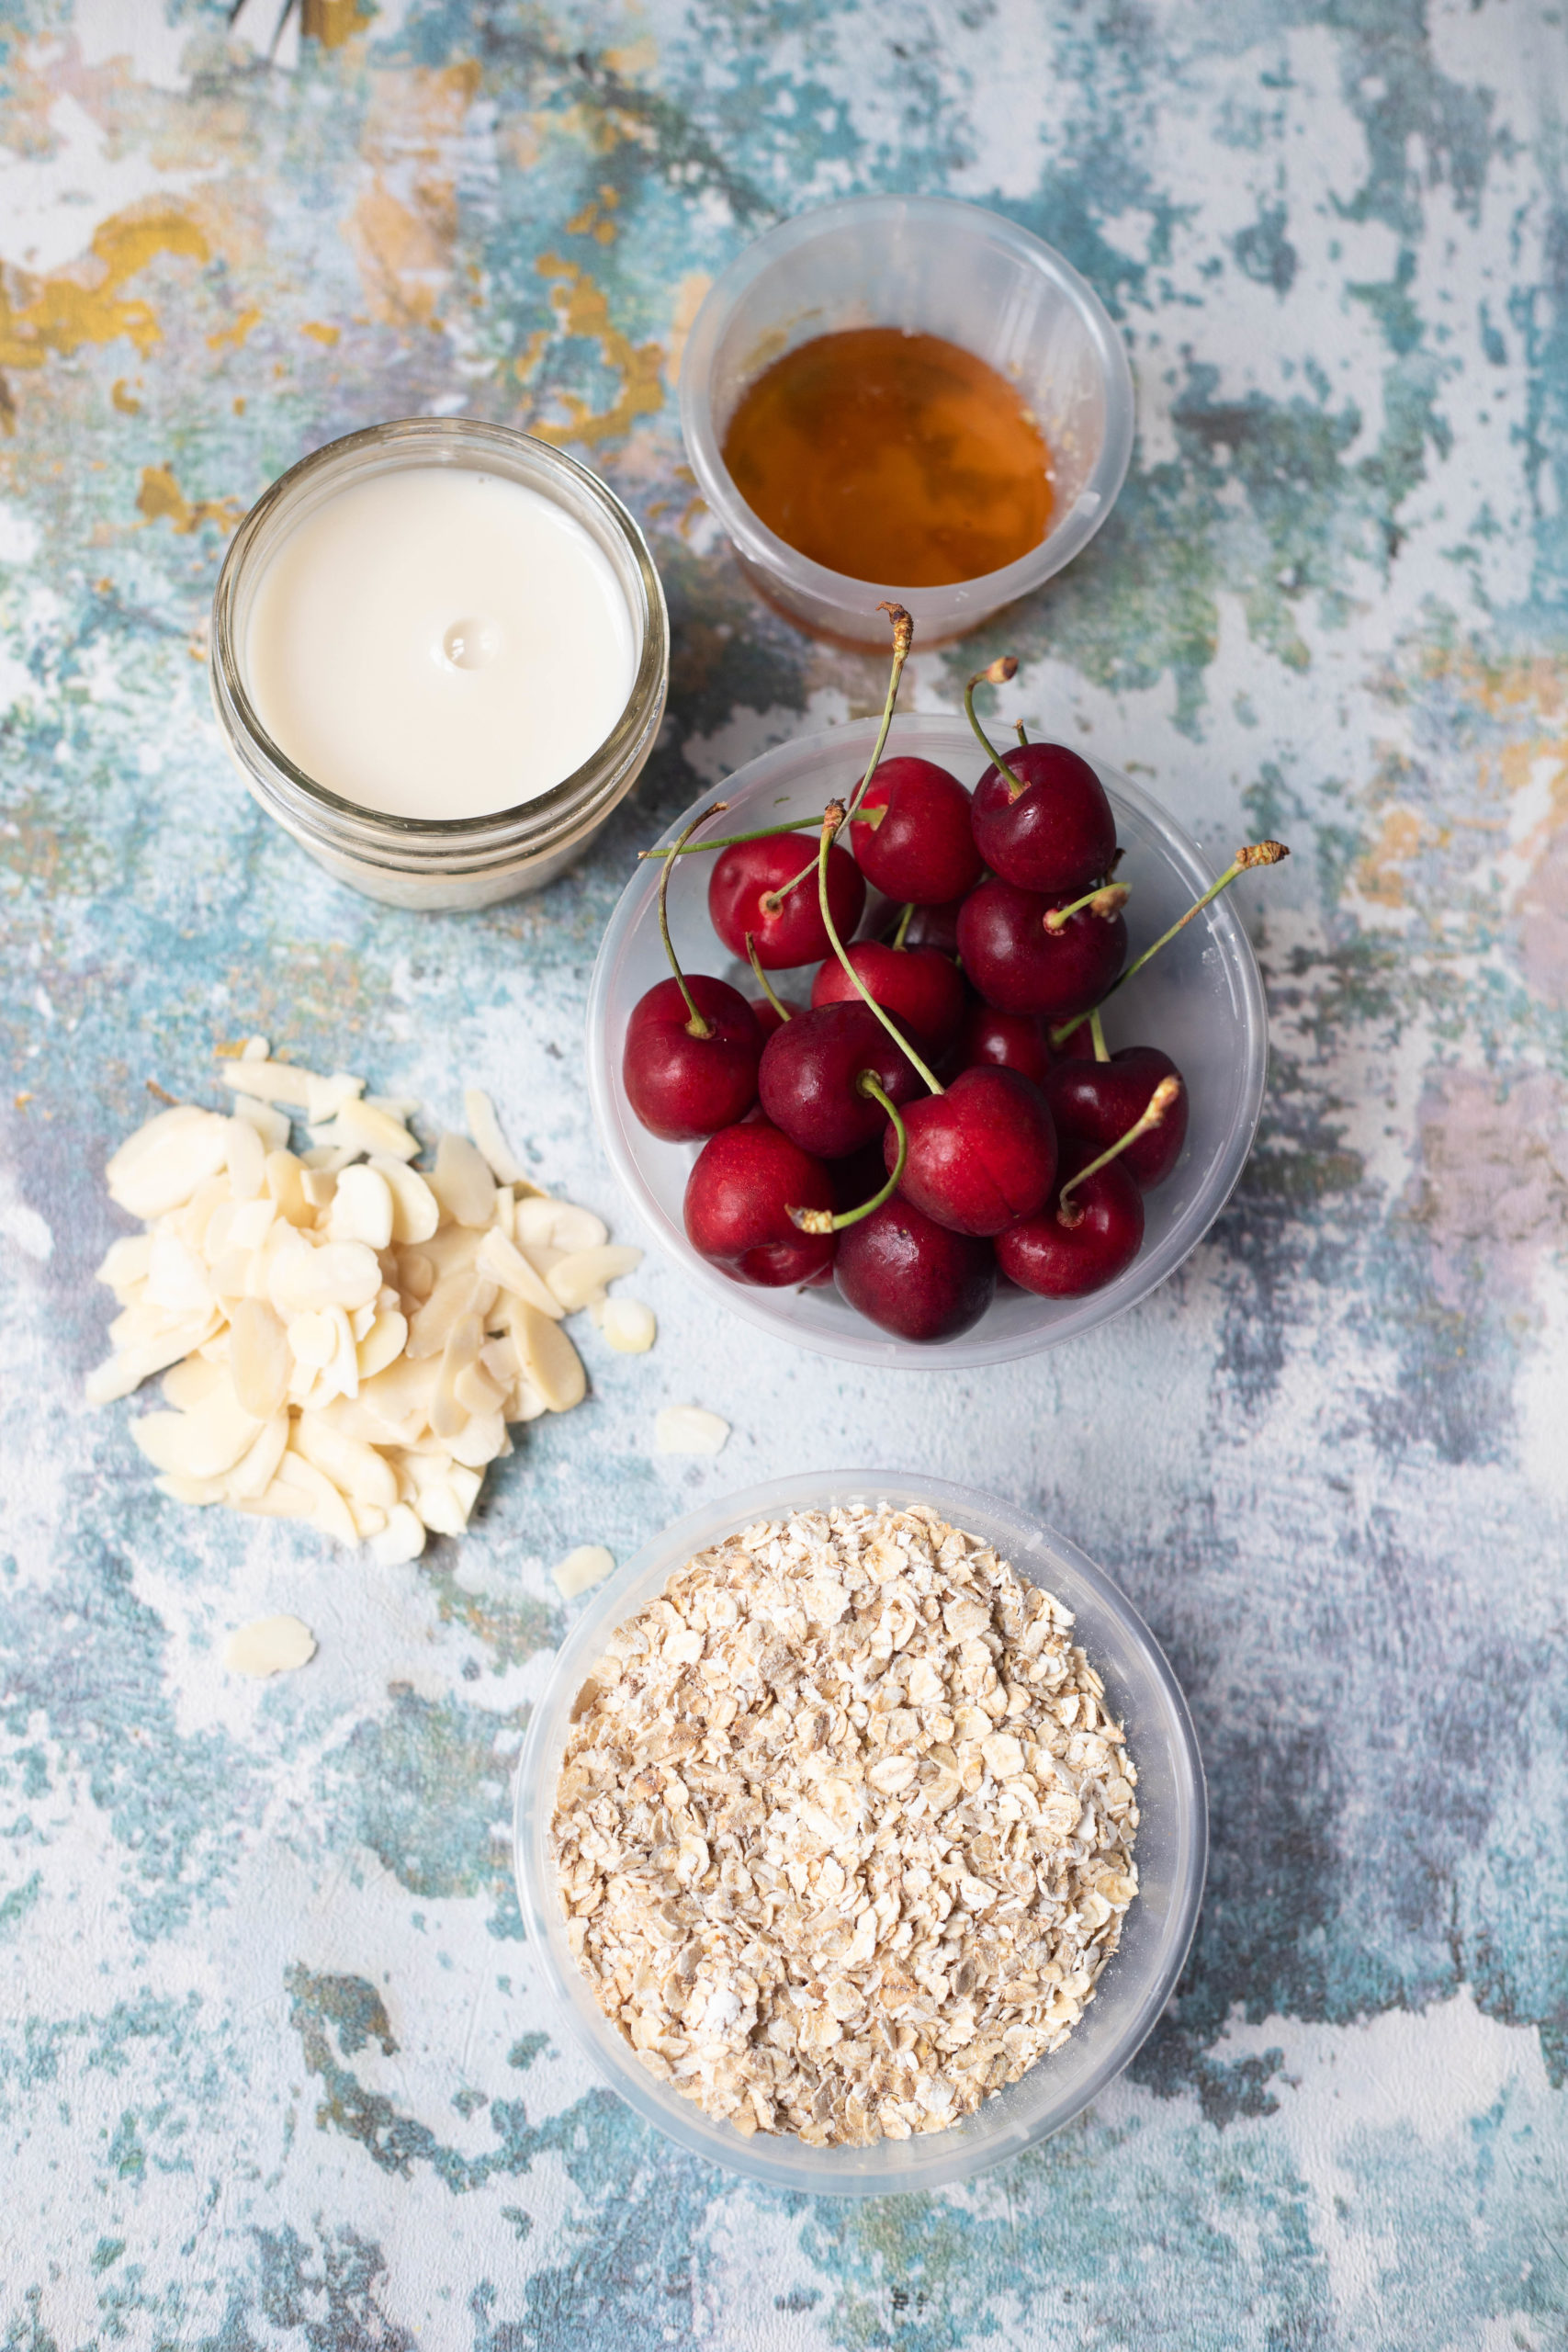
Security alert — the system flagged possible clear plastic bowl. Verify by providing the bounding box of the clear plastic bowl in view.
[585,712,1269,1367]
[513,1471,1207,2198]
[678,196,1134,647]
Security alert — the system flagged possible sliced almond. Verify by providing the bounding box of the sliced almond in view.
[223,1614,317,1677]
[430,1131,496,1228]
[96,1235,152,1292]
[163,1354,223,1411]
[655,1405,730,1456]
[215,1059,317,1109]
[475,1225,564,1318]
[224,1114,266,1202]
[553,1544,615,1600]
[370,1503,426,1566]
[513,1300,586,1413]
[333,1097,419,1162]
[515,1196,607,1253]
[447,1410,507,1469]
[304,1070,365,1125]
[601,1296,656,1354]
[264,1151,312,1227]
[231,1094,290,1152]
[408,1271,497,1361]
[294,1414,398,1510]
[328,1164,394,1250]
[357,1308,409,1381]
[275,1446,359,1545]
[146,1227,214,1316]
[463,1087,527,1185]
[270,1239,382,1318]
[107,1107,230,1221]
[229,1299,290,1418]
[547,1244,643,1315]
[433,1310,484,1441]
[226,1413,289,1500]
[371,1157,440,1245]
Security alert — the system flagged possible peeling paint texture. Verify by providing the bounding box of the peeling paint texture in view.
[2,2,1566,2345]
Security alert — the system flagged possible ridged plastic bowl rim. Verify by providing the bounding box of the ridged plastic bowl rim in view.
[514,1470,1207,2198]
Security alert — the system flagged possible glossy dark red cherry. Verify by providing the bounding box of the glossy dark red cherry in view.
[1052,1018,1099,1061]
[895,898,965,956]
[749,993,802,1041]
[957,1001,1052,1089]
[709,832,865,970]
[835,1196,996,1341]
[848,757,984,905]
[622,976,762,1143]
[970,741,1117,899]
[1043,1047,1189,1188]
[995,1143,1145,1297]
[683,1120,836,1287]
[808,941,967,1054]
[884,1065,1056,1238]
[759,1001,921,1160]
[956,877,1127,1020]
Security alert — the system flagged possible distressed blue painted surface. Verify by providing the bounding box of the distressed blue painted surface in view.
[1,1,1566,2343]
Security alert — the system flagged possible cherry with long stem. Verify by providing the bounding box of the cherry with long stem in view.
[758,601,915,914]
[1045,882,1128,933]
[789,1079,908,1234]
[964,654,1021,793]
[659,801,728,1035]
[1048,840,1290,1047]
[1055,1076,1180,1226]
[816,801,944,1096]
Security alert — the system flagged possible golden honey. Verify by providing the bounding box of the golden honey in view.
[721,327,1053,587]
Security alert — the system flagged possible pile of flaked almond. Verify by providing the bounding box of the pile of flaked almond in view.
[552,1502,1139,2146]
[88,1039,650,1563]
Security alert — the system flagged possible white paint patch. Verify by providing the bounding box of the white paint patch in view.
[681,688,852,787]
[0,504,40,565]
[0,93,201,275]
[73,0,194,91]
[1515,1253,1568,1510]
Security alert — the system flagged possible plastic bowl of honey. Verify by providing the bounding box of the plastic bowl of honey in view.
[679,195,1134,649]
[586,711,1269,1368]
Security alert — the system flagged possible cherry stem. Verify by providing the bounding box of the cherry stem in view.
[1089,1008,1110,1062]
[789,1075,908,1234]
[1048,840,1291,1047]
[964,656,1022,800]
[1044,881,1130,932]
[1056,1075,1182,1224]
[759,602,916,913]
[1016,720,1030,747]
[658,800,729,1036]
[818,802,943,1095]
[892,901,915,951]
[638,820,814,863]
[745,932,792,1023]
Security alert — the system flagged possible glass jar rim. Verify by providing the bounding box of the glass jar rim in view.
[210,416,669,845]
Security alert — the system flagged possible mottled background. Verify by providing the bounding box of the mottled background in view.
[1,0,1565,2343]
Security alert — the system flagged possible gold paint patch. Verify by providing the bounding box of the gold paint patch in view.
[0,203,209,376]
[527,254,663,448]
[136,465,243,537]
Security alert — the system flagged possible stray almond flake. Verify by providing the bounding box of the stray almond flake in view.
[551,1503,1138,2148]
[655,1405,729,1456]
[223,1614,317,1677]
[553,1543,615,1600]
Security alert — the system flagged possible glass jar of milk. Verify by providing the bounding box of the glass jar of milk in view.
[210,419,669,910]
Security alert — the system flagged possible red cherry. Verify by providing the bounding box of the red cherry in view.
[835,1196,996,1341]
[1043,1047,1189,1188]
[622,976,762,1143]
[884,1065,1056,1238]
[683,1121,836,1287]
[759,1001,921,1160]
[896,898,965,956]
[970,741,1117,898]
[709,833,865,970]
[995,1142,1145,1297]
[956,1001,1051,1088]
[956,877,1127,1019]
[809,941,967,1054]
[830,1141,891,1214]
[849,757,984,905]
[749,993,803,1041]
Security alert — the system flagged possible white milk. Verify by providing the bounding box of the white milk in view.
[243,466,637,821]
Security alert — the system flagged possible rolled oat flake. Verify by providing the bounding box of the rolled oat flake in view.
[550,1502,1139,2146]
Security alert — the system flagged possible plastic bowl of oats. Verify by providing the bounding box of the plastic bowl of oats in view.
[513,1473,1205,2195]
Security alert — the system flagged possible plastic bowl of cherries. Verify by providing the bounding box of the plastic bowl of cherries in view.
[587,614,1279,1366]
